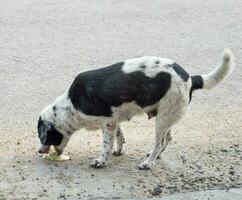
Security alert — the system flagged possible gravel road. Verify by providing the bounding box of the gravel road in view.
[0,0,241,199]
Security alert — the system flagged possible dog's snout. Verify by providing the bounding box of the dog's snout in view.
[38,149,44,154]
[38,145,50,154]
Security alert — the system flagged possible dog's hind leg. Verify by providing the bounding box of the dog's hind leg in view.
[139,101,186,170]
[159,130,172,153]
[147,130,172,159]
[90,122,117,168]
[113,126,126,156]
[139,122,168,170]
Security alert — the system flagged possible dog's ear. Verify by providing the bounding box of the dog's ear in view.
[37,118,52,145]
[37,117,63,146]
[49,128,64,146]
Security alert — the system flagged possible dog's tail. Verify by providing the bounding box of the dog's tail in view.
[191,48,235,91]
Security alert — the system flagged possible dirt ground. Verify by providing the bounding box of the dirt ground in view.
[0,0,241,199]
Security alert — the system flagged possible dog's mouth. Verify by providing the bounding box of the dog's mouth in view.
[38,145,50,154]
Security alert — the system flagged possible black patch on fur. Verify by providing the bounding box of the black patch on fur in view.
[155,60,160,64]
[68,62,171,117]
[147,109,157,119]
[189,75,204,102]
[116,128,121,137]
[53,106,57,117]
[140,65,146,69]
[168,63,189,81]
[37,118,63,146]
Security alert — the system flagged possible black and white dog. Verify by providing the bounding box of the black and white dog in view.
[38,49,234,170]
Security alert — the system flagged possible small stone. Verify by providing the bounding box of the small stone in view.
[233,144,239,148]
[207,150,212,154]
[235,149,241,154]
[59,193,65,198]
[167,185,179,193]
[179,173,185,178]
[229,175,239,181]
[152,186,162,196]
[220,149,228,153]
[229,170,235,175]
[180,155,186,163]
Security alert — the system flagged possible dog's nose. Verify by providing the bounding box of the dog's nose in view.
[38,149,43,154]
[38,148,45,154]
[38,145,50,154]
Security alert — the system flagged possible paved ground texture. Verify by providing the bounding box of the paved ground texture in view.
[151,188,242,200]
[0,0,241,199]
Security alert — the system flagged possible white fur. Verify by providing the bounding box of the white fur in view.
[202,48,234,90]
[122,56,174,77]
[41,92,83,135]
[139,84,188,169]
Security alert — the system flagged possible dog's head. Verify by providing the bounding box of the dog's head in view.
[37,117,63,154]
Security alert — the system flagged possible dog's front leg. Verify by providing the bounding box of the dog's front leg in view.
[90,122,116,168]
[54,135,70,155]
[113,126,125,156]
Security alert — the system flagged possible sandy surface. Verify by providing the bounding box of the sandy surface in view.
[0,0,241,199]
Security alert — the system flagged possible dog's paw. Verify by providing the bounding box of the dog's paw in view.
[138,161,152,170]
[146,152,161,159]
[90,159,106,168]
[112,150,123,156]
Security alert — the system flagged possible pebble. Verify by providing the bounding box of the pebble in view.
[179,173,184,178]
[220,149,228,153]
[180,155,187,163]
[59,193,66,198]
[167,185,179,193]
[207,150,212,154]
[229,176,236,181]
[152,186,162,196]
[228,170,235,176]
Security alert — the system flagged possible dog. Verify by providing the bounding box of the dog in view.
[37,49,234,170]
